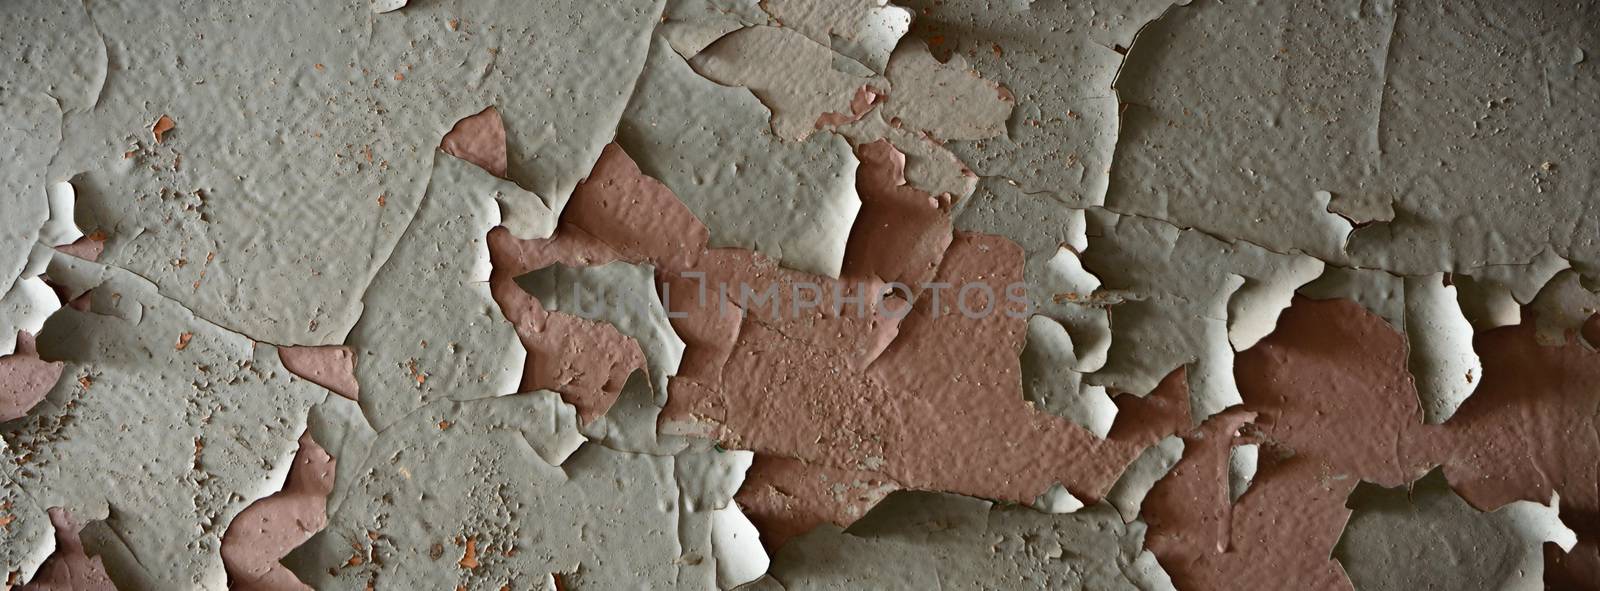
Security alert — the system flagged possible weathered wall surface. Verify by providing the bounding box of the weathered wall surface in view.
[1,0,1597,589]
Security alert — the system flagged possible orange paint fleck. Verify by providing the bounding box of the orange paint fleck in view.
[151,115,176,143]
[458,536,480,570]
[175,332,193,351]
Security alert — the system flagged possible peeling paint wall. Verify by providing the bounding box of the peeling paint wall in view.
[2,0,1598,589]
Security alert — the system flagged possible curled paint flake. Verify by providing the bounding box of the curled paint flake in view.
[371,0,407,13]
[1402,274,1481,424]
[1335,469,1576,590]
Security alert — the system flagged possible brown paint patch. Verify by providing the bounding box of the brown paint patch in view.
[841,140,952,290]
[221,431,335,591]
[562,143,709,270]
[496,141,1194,550]
[486,141,709,421]
[439,106,508,178]
[457,536,480,570]
[1144,298,1428,589]
[278,346,359,402]
[26,508,115,590]
[488,225,636,424]
[1142,297,1600,589]
[53,235,105,262]
[663,234,1190,548]
[0,332,63,422]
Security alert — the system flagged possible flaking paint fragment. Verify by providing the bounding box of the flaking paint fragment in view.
[1528,269,1600,348]
[1226,443,1257,505]
[691,27,883,142]
[1033,482,1085,515]
[277,346,359,402]
[579,370,683,455]
[1083,211,1319,423]
[1324,190,1397,229]
[348,152,528,430]
[877,42,1014,142]
[39,182,85,250]
[711,501,769,589]
[1144,296,1600,588]
[1452,249,1571,332]
[759,0,910,75]
[1402,274,1481,424]
[1021,316,1117,439]
[899,0,1179,207]
[44,0,660,346]
[26,507,116,590]
[952,179,1108,372]
[148,116,175,144]
[370,0,407,14]
[1226,257,1326,351]
[1106,436,1184,523]
[658,0,769,58]
[0,332,62,423]
[286,391,761,589]
[620,36,862,278]
[1,249,61,361]
[769,491,1174,589]
[516,262,686,401]
[439,106,509,180]
[2,254,325,588]
[1334,469,1576,591]
[6,0,1598,585]
[220,431,335,590]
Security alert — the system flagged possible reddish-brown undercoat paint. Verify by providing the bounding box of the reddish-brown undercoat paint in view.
[491,141,1193,550]
[438,106,508,178]
[220,432,336,591]
[735,454,898,552]
[841,140,952,290]
[22,508,115,591]
[0,332,63,422]
[277,346,359,402]
[53,236,104,262]
[814,85,883,129]
[1143,297,1600,590]
[488,223,639,425]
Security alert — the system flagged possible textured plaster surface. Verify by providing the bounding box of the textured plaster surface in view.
[2,0,1598,588]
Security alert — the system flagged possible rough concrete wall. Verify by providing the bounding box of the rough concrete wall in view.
[0,0,1597,589]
